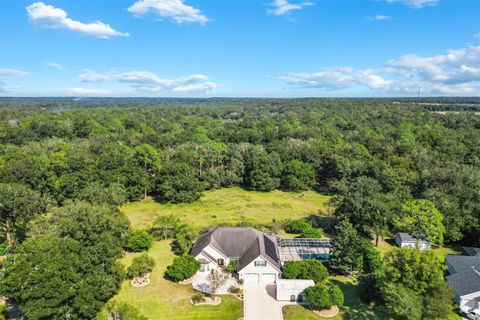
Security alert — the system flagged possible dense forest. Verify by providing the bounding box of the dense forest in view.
[0,98,479,319]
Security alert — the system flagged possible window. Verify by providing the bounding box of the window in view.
[217,258,224,266]
[254,261,266,267]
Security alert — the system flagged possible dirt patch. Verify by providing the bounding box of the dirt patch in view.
[312,305,339,318]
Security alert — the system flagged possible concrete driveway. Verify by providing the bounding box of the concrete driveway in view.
[244,283,293,320]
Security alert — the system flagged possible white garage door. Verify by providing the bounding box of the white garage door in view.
[261,273,276,283]
[243,273,259,283]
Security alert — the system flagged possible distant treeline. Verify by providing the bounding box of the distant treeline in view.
[0,99,479,247]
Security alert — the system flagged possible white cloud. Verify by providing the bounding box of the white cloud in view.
[77,69,218,95]
[280,45,480,95]
[128,0,209,25]
[280,67,393,90]
[368,15,391,21]
[26,2,129,38]
[268,0,313,16]
[65,87,112,96]
[118,71,217,93]
[385,0,438,9]
[0,68,30,77]
[80,69,110,82]
[47,61,64,70]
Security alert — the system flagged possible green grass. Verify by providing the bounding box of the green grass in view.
[112,240,242,320]
[122,187,331,230]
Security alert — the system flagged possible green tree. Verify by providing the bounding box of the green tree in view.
[125,230,153,252]
[0,183,50,244]
[0,236,83,320]
[165,255,200,282]
[127,253,156,278]
[394,199,445,246]
[135,143,161,198]
[245,148,283,191]
[328,220,365,275]
[171,224,196,256]
[281,160,315,192]
[156,162,202,203]
[382,283,422,320]
[150,215,181,240]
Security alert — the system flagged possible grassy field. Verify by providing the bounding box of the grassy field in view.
[122,187,331,230]
[112,240,242,320]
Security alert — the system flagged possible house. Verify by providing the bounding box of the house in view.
[276,279,314,302]
[394,232,431,250]
[445,249,480,314]
[190,227,282,283]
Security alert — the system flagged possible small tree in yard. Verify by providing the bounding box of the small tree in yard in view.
[165,255,200,282]
[127,253,155,279]
[304,285,333,310]
[208,270,228,299]
[150,215,181,240]
[125,230,153,252]
[304,284,344,310]
[226,260,238,274]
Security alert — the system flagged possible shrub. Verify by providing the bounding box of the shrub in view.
[282,260,328,283]
[171,225,196,256]
[127,253,155,279]
[165,255,200,282]
[228,285,241,294]
[226,260,238,273]
[304,285,333,310]
[191,294,205,304]
[330,285,344,306]
[301,227,323,238]
[125,230,153,252]
[285,219,311,234]
[239,278,244,285]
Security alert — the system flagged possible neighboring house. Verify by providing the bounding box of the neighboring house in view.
[276,279,314,302]
[445,248,480,314]
[394,232,431,250]
[190,227,282,283]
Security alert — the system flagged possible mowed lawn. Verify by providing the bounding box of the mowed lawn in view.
[112,240,242,320]
[123,187,331,230]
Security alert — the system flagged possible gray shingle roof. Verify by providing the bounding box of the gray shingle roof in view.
[190,227,281,271]
[446,255,480,297]
[396,232,429,243]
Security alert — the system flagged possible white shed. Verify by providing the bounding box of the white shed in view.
[276,279,314,302]
[395,232,431,250]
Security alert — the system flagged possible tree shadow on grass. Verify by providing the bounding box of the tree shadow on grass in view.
[329,279,393,320]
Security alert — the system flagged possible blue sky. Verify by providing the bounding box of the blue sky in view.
[0,0,479,97]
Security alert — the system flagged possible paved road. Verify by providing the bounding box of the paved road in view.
[244,283,293,320]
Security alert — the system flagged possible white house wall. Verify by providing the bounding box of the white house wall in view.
[203,245,230,265]
[194,252,216,273]
[238,256,281,283]
[276,280,314,301]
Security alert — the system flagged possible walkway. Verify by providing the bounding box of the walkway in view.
[244,283,293,320]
